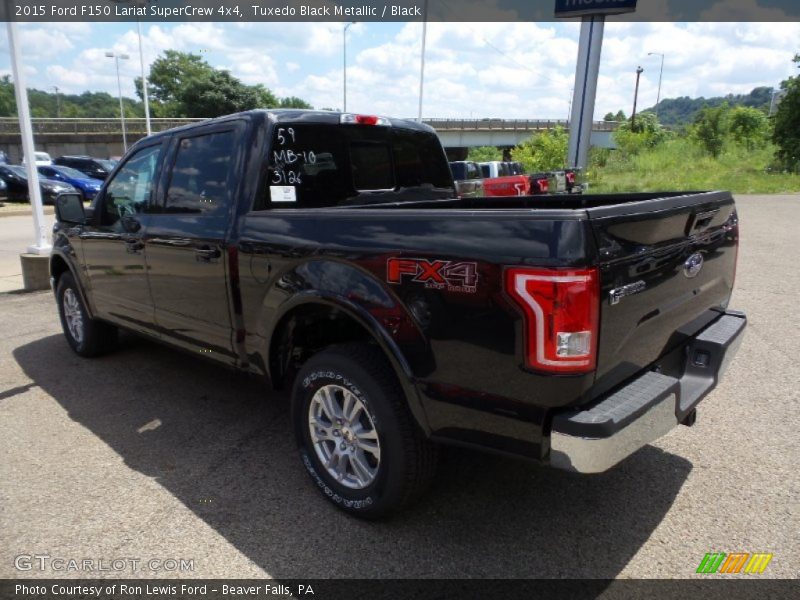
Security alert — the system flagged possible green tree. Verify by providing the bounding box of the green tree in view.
[279,96,313,109]
[773,54,800,171]
[729,106,769,150]
[693,103,730,158]
[604,110,627,122]
[179,70,260,118]
[467,146,502,162]
[138,50,307,118]
[137,50,214,116]
[614,112,666,156]
[0,76,17,116]
[511,126,568,172]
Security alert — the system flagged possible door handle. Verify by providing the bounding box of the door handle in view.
[195,245,221,262]
[125,239,144,254]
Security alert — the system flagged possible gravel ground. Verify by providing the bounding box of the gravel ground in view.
[0,195,797,580]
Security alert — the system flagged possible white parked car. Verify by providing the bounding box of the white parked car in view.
[22,151,53,166]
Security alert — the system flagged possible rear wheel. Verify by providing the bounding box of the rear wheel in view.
[56,272,117,357]
[292,343,437,518]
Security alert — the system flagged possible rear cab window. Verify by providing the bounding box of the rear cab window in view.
[260,123,454,209]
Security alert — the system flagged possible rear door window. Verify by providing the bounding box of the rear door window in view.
[164,129,238,215]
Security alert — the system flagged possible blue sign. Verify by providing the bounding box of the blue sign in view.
[555,0,638,18]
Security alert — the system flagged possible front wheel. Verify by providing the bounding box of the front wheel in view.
[291,343,437,519]
[56,272,117,357]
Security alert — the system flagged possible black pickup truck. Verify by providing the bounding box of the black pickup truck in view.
[50,110,745,518]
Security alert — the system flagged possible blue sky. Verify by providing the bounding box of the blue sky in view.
[1,20,798,119]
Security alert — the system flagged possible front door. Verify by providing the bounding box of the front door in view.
[80,143,163,331]
[144,123,243,364]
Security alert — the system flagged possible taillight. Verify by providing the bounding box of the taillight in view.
[340,113,391,126]
[566,171,576,185]
[534,177,549,193]
[505,267,599,374]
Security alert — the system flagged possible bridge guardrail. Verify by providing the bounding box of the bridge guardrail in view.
[0,117,204,135]
[0,117,619,136]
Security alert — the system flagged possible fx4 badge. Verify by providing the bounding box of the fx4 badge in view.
[387,258,478,294]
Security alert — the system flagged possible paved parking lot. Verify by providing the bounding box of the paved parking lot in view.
[0,195,798,579]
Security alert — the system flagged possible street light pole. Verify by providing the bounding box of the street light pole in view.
[111,0,151,136]
[631,65,644,130]
[648,52,665,121]
[343,22,355,112]
[136,18,151,136]
[106,51,130,152]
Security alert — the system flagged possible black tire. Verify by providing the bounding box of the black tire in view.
[56,272,118,357]
[292,343,437,519]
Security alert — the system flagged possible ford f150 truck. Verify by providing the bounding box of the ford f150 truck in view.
[50,110,745,518]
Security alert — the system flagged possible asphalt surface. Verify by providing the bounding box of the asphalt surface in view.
[0,195,798,580]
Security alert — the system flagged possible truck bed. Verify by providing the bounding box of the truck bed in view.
[344,190,724,211]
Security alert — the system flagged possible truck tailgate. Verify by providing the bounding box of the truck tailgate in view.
[587,191,738,391]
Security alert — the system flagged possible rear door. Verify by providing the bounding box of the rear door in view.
[144,121,245,365]
[588,191,738,391]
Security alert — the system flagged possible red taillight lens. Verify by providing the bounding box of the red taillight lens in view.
[566,171,576,185]
[505,267,599,374]
[340,113,392,126]
[535,178,549,193]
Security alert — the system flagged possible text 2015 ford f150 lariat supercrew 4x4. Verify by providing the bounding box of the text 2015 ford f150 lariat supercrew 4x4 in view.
[50,110,745,518]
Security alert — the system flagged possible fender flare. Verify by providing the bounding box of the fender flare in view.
[265,291,432,436]
[49,248,96,319]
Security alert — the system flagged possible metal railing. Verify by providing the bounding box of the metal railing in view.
[0,117,619,136]
[424,118,618,132]
[0,117,204,135]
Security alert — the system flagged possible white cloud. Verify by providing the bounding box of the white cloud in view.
[1,21,797,121]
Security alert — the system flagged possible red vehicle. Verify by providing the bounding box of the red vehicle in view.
[483,172,550,197]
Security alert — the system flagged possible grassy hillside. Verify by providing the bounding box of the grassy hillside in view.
[640,87,774,128]
[588,138,800,194]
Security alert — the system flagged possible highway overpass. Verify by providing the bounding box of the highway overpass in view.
[0,117,619,163]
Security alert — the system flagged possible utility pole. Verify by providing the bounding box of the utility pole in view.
[631,66,644,130]
[417,0,429,122]
[648,52,664,120]
[51,85,60,118]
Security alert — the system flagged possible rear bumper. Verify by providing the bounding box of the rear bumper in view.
[549,311,746,473]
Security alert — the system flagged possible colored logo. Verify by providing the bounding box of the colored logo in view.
[696,552,773,574]
[386,258,478,294]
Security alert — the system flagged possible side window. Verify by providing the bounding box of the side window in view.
[165,130,237,215]
[101,145,162,228]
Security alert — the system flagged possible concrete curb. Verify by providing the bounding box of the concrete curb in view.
[0,206,56,218]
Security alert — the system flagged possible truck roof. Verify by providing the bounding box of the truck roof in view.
[144,109,436,142]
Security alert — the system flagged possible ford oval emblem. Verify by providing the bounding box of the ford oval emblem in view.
[683,253,704,278]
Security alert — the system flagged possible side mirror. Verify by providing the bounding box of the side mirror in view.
[55,193,86,225]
